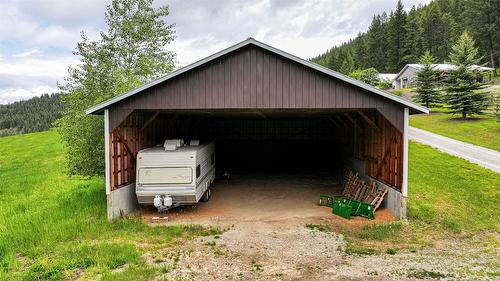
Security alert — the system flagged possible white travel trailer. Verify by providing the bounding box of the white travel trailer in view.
[136,140,215,212]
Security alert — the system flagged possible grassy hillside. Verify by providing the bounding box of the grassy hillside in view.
[0,131,498,279]
[410,111,500,152]
[0,131,220,280]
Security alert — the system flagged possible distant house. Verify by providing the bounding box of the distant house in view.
[394,64,494,89]
[378,73,397,88]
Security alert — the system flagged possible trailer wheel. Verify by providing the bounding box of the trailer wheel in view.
[201,189,210,202]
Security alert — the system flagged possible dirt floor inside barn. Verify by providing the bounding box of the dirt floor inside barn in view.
[139,175,498,280]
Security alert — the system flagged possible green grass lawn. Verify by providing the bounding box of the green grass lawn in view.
[408,141,500,233]
[1,131,499,279]
[309,141,500,252]
[0,131,221,280]
[410,110,500,151]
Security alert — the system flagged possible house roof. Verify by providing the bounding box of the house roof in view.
[395,63,494,80]
[379,73,398,81]
[86,38,429,115]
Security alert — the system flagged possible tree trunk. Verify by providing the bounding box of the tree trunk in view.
[462,112,466,119]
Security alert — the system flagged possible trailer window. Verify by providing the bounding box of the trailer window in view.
[196,165,201,178]
[138,167,192,184]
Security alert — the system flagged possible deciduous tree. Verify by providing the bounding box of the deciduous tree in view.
[57,0,176,177]
[349,68,380,86]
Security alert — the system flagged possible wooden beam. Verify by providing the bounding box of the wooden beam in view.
[359,112,380,130]
[116,129,136,162]
[344,113,362,130]
[327,117,341,128]
[140,111,160,132]
[333,115,349,128]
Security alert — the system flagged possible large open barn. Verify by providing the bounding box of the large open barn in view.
[86,38,428,220]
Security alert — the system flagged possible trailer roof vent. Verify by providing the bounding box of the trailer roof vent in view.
[164,139,184,151]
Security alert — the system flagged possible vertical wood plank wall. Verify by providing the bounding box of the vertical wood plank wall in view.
[353,112,403,189]
[109,112,144,191]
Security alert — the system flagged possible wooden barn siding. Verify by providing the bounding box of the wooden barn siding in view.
[353,112,403,189]
[108,46,404,131]
[109,112,145,190]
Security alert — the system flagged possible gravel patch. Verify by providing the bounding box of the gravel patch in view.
[145,219,499,280]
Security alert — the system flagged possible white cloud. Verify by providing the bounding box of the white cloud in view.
[0,54,77,79]
[0,0,432,103]
[18,0,110,27]
[167,0,432,66]
[13,49,41,57]
[0,0,103,52]
[0,52,78,104]
[0,85,58,104]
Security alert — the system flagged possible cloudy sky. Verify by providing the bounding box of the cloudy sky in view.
[0,0,430,104]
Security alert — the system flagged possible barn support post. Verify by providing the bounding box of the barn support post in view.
[401,107,409,218]
[104,109,111,195]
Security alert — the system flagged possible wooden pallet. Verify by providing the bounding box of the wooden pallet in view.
[342,168,388,213]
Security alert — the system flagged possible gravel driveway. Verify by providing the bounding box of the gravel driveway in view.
[144,218,499,280]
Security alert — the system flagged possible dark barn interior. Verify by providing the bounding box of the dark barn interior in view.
[108,108,403,193]
[146,110,344,176]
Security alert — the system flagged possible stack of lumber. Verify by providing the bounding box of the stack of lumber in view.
[342,169,387,212]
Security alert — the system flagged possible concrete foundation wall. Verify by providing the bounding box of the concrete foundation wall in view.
[376,180,406,219]
[345,156,406,219]
[107,183,138,219]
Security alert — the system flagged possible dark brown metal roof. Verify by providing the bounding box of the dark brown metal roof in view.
[86,38,428,115]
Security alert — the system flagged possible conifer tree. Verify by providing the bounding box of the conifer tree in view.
[386,0,407,72]
[310,0,498,77]
[444,32,489,119]
[414,51,440,108]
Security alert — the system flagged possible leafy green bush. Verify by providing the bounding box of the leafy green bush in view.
[349,68,381,86]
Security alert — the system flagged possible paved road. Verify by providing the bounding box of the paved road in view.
[409,126,500,173]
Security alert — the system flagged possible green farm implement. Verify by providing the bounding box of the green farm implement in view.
[319,194,375,220]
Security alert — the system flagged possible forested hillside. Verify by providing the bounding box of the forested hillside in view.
[312,0,499,74]
[0,94,63,137]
